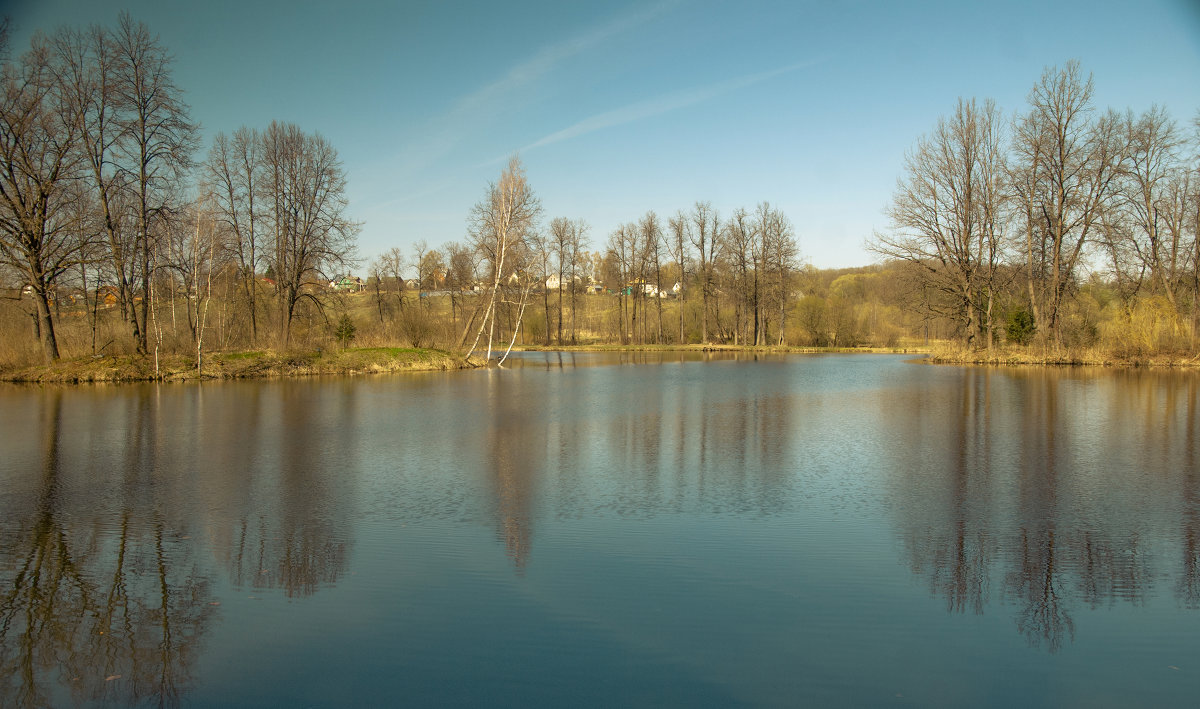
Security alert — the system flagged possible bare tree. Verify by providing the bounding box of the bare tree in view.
[549,216,572,345]
[690,201,717,343]
[368,254,387,323]
[497,238,538,364]
[464,155,542,362]
[1171,150,1200,343]
[973,109,1008,351]
[640,210,665,343]
[259,121,359,347]
[65,191,107,355]
[112,12,198,353]
[207,127,263,342]
[1096,202,1145,316]
[158,197,222,370]
[547,218,590,344]
[443,240,475,330]
[1193,113,1200,323]
[378,246,406,312]
[1121,106,1184,312]
[367,245,409,333]
[724,207,755,344]
[567,219,589,344]
[529,229,553,344]
[52,24,142,348]
[874,97,1007,349]
[0,34,87,361]
[418,246,445,290]
[752,203,770,345]
[668,210,689,342]
[606,223,637,344]
[1016,62,1124,344]
[756,202,799,345]
[411,238,431,307]
[1010,102,1047,336]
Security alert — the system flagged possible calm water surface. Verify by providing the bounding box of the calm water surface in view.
[1,353,1198,707]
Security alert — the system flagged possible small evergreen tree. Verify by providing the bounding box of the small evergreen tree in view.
[1006,307,1036,346]
[334,313,357,350]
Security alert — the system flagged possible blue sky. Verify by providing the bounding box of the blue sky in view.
[7,0,1200,270]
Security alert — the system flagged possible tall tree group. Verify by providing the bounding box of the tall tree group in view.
[599,200,798,345]
[877,61,1200,354]
[7,20,1194,365]
[208,122,358,348]
[0,15,357,363]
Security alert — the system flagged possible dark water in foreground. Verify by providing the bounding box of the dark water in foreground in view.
[1,352,1198,707]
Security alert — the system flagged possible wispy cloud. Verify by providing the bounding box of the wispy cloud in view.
[452,0,681,119]
[518,58,826,154]
[386,0,681,185]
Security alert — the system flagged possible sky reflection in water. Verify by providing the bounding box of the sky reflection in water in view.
[1,353,1198,707]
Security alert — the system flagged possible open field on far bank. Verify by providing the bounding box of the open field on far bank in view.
[0,347,469,384]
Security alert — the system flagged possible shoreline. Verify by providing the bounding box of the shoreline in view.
[0,347,472,384]
[4,343,1200,384]
[511,343,1196,367]
[925,347,1200,368]
[510,343,929,355]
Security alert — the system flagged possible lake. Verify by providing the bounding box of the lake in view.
[1,352,1198,707]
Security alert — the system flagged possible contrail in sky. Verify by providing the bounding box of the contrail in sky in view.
[452,0,681,118]
[518,58,827,154]
[388,0,681,184]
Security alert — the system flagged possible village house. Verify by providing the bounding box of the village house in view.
[329,276,364,292]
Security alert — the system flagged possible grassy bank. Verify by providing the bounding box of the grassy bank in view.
[927,344,1200,367]
[8,342,1198,383]
[0,347,472,383]
[517,342,1200,366]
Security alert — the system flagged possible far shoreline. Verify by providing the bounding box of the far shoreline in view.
[0,347,471,384]
[4,343,1200,385]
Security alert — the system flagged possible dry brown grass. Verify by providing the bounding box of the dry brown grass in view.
[928,342,1200,367]
[512,341,932,355]
[0,347,471,383]
[7,286,1199,378]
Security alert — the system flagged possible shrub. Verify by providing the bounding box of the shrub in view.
[1005,306,1036,346]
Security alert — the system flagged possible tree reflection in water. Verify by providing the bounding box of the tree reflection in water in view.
[0,389,215,708]
[483,369,543,569]
[1177,376,1200,608]
[895,367,1195,652]
[0,380,358,707]
[207,382,353,597]
[478,353,799,570]
[3,354,1199,709]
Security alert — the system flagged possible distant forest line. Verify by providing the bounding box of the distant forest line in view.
[2,15,1198,369]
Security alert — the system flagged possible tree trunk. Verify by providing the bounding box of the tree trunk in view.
[33,285,60,363]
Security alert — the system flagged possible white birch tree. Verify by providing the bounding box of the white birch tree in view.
[464,156,542,363]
